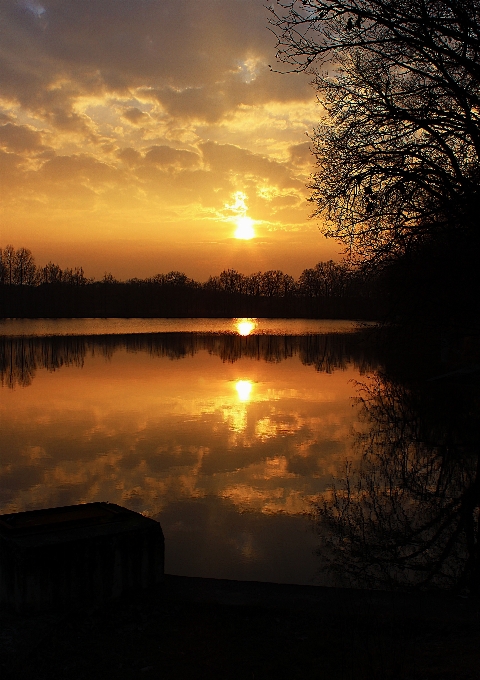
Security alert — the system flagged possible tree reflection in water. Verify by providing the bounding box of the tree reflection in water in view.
[0,331,378,389]
[316,362,480,592]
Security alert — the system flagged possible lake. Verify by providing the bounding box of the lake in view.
[0,318,380,586]
[3,317,476,590]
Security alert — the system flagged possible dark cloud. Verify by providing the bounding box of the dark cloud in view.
[149,66,312,124]
[116,146,142,165]
[122,107,148,124]
[200,141,303,190]
[0,0,312,128]
[289,141,313,167]
[150,85,232,125]
[40,154,119,182]
[0,122,44,153]
[0,149,23,185]
[144,145,200,169]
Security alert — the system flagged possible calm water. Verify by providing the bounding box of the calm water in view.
[2,318,478,590]
[0,317,371,337]
[0,318,378,585]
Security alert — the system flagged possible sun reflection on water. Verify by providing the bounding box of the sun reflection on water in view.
[235,379,253,402]
[234,318,257,336]
[1,337,370,531]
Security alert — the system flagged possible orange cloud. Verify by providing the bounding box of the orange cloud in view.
[0,0,337,279]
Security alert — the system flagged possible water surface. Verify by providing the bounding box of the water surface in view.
[0,317,371,337]
[0,319,378,585]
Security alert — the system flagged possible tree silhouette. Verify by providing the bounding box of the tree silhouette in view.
[260,270,296,297]
[1,245,16,285]
[270,1,480,264]
[298,260,350,297]
[0,244,380,319]
[14,247,36,285]
[40,262,64,285]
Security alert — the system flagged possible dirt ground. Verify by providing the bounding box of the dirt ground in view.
[1,575,479,680]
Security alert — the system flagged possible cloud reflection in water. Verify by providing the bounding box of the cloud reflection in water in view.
[0,332,379,583]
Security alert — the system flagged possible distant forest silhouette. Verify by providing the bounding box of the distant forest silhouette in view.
[0,245,381,319]
[0,331,379,389]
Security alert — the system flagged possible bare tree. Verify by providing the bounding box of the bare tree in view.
[14,247,37,285]
[0,245,37,285]
[2,244,16,285]
[62,266,88,285]
[102,272,118,284]
[162,271,193,287]
[270,1,480,263]
[244,271,263,296]
[260,269,295,296]
[40,262,64,284]
[298,260,350,296]
[218,269,246,294]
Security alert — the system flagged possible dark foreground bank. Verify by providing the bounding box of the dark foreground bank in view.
[1,575,479,680]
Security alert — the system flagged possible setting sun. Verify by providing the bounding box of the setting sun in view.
[234,216,256,240]
[0,1,329,282]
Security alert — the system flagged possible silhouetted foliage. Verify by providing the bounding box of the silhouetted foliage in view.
[270,1,480,328]
[0,246,382,319]
[0,245,37,285]
[271,1,480,255]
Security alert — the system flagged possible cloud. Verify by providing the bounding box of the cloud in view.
[40,154,118,183]
[122,107,148,125]
[147,66,313,124]
[289,141,313,167]
[144,145,200,169]
[0,149,24,187]
[0,112,15,123]
[0,0,328,278]
[0,0,312,128]
[200,141,303,191]
[116,147,142,165]
[0,122,45,153]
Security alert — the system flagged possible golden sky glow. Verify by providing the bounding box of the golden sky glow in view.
[0,0,340,280]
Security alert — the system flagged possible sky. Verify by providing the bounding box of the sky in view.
[0,0,339,281]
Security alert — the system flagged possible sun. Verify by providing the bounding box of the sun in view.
[234,215,255,240]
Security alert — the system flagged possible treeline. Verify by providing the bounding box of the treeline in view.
[0,245,382,319]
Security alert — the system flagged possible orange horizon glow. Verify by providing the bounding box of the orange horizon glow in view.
[0,1,341,281]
